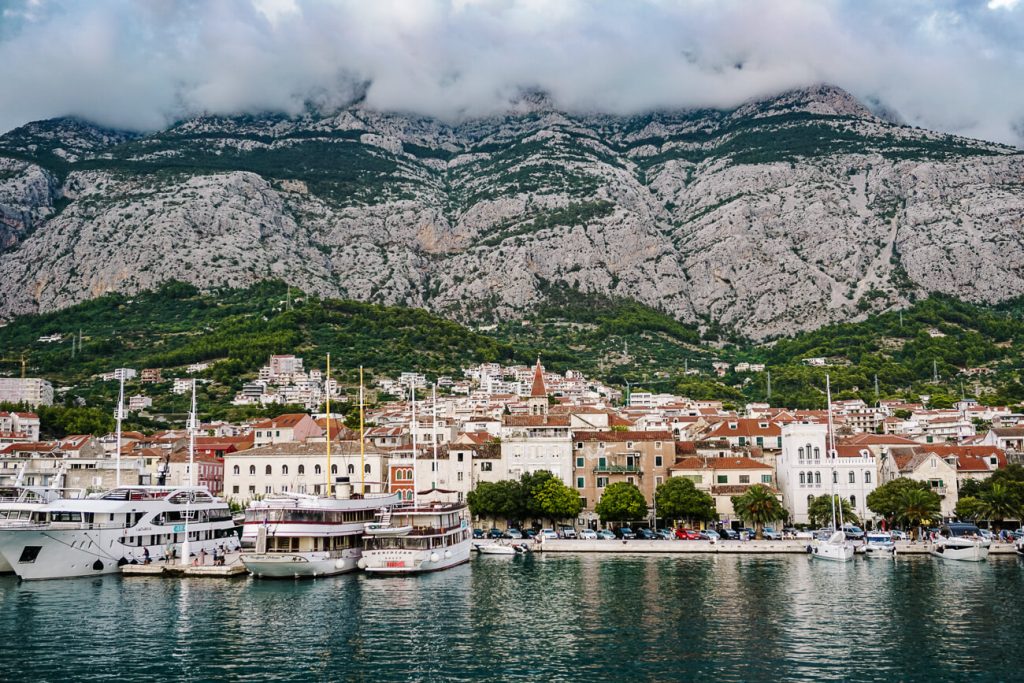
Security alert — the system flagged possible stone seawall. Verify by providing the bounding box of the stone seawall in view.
[537,539,1020,555]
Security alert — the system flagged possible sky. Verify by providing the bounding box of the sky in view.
[1,0,1023,145]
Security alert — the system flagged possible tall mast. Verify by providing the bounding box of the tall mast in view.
[411,384,418,508]
[325,353,332,497]
[181,378,197,566]
[115,373,125,488]
[432,383,438,490]
[825,374,839,532]
[359,365,365,495]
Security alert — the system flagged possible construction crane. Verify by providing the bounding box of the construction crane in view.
[0,352,28,379]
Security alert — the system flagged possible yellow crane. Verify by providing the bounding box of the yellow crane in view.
[0,352,28,379]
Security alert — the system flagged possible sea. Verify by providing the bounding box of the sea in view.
[0,553,1021,682]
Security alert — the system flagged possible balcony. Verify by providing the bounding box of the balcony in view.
[593,465,641,474]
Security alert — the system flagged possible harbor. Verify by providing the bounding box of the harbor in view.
[535,538,1020,555]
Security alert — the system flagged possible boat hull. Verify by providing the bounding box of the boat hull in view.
[929,542,990,562]
[242,550,361,578]
[361,539,472,574]
[811,540,855,562]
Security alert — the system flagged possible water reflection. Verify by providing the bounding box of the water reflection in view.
[0,555,1020,682]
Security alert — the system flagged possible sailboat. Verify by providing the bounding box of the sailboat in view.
[811,375,855,563]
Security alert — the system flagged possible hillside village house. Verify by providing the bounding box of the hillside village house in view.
[0,411,41,442]
[776,422,879,526]
[669,456,776,526]
[251,413,323,447]
[880,447,960,519]
[573,430,674,524]
[980,427,1024,454]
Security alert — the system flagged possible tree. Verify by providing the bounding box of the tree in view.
[467,480,523,523]
[807,494,859,528]
[954,496,984,522]
[867,478,930,524]
[979,482,1022,528]
[595,482,648,524]
[532,478,583,525]
[893,488,941,536]
[655,477,717,525]
[519,470,557,522]
[730,485,787,539]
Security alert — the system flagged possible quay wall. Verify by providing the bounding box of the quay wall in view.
[537,539,1020,555]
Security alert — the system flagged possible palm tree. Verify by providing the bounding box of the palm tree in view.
[980,483,1018,529]
[808,495,859,529]
[731,485,786,540]
[894,488,941,538]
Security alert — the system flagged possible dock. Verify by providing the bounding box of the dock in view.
[537,539,1021,555]
[121,551,248,578]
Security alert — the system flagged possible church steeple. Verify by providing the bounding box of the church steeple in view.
[528,357,548,416]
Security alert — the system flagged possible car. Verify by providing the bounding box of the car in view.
[717,528,739,540]
[539,528,559,540]
[674,528,700,540]
[782,527,798,538]
[559,527,578,539]
[504,528,523,539]
[699,529,720,541]
[487,528,504,539]
[1014,529,1024,540]
[842,525,865,541]
[617,527,637,539]
[472,528,484,539]
[741,528,757,540]
[637,528,658,540]
[890,530,909,541]
[793,530,814,540]
[522,529,537,539]
[579,529,598,540]
[655,528,675,540]
[762,527,783,541]
[597,529,616,540]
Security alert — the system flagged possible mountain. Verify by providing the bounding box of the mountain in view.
[1,85,1022,338]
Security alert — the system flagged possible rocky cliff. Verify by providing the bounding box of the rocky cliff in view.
[1,85,1021,339]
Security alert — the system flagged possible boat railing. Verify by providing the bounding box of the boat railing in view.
[405,524,465,537]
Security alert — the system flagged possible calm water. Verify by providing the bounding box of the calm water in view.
[1,554,1022,682]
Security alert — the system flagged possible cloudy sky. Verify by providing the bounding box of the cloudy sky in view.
[1,0,1023,145]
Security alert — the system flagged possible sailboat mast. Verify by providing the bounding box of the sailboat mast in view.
[359,365,365,496]
[432,383,438,490]
[411,384,418,508]
[825,374,839,531]
[325,353,332,496]
[181,378,197,566]
[115,374,124,488]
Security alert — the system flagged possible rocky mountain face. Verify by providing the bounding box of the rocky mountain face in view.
[0,85,1022,339]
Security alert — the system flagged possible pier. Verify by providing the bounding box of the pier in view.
[121,552,248,578]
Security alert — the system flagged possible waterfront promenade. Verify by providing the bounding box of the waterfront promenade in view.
[537,538,1020,555]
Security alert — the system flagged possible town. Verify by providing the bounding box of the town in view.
[2,353,1021,535]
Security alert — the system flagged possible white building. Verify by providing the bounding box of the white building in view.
[128,395,152,412]
[777,422,878,526]
[0,378,53,407]
[172,378,193,395]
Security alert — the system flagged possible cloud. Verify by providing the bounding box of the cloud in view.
[0,0,1023,146]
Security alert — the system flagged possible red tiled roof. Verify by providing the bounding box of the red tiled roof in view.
[670,456,772,471]
[530,360,546,398]
[573,430,673,442]
[502,415,571,427]
[251,413,309,429]
[705,418,781,438]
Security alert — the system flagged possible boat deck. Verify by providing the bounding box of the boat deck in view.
[121,551,248,578]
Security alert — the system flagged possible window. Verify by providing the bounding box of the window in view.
[813,447,820,459]
[599,442,605,449]
[683,474,703,484]
[738,437,746,446]
[577,477,585,488]
[807,494,814,506]
[799,472,806,485]
[315,465,322,475]
[798,447,805,460]
[627,477,634,484]
[761,474,772,484]
[626,441,634,449]
[739,475,750,484]
[832,471,838,484]
[598,457,606,469]
[850,495,856,507]
[576,442,583,449]
[248,485,255,494]
[815,472,821,484]
[597,477,608,488]
[848,471,855,484]
[282,465,288,475]
[298,464,305,475]
[232,465,240,475]
[331,464,338,475]
[232,485,239,494]
[249,465,256,476]
[457,453,464,462]
[655,476,663,486]
[275,430,280,437]
[655,456,663,467]
[347,464,355,475]
[717,475,728,484]
[365,464,371,474]
[864,471,872,484]
[481,462,493,472]
[265,486,272,494]
[930,458,937,469]
[265,465,272,475]
[576,457,584,468]
[756,437,764,447]
[655,441,662,449]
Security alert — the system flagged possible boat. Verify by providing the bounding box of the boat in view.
[0,487,87,573]
[1016,537,1024,557]
[861,531,896,558]
[929,523,991,562]
[475,543,515,555]
[359,500,473,573]
[811,375,855,563]
[0,485,237,579]
[240,485,401,578]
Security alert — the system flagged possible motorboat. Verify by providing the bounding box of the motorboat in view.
[1016,537,1024,557]
[930,523,991,562]
[0,486,236,579]
[475,543,515,555]
[240,484,401,578]
[359,500,472,574]
[861,532,896,558]
[811,529,855,562]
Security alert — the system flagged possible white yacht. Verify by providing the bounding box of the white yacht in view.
[359,500,473,574]
[0,487,88,572]
[811,376,855,563]
[930,523,991,562]
[861,531,896,558]
[241,483,401,578]
[0,486,237,580]
[812,529,856,562]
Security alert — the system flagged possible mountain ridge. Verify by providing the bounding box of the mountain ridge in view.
[1,84,1022,338]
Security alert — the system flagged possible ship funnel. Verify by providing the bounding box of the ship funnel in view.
[335,477,352,500]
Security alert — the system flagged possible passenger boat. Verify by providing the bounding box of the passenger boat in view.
[359,500,473,574]
[861,531,896,558]
[240,483,401,578]
[0,486,237,580]
[929,523,991,562]
[0,487,87,573]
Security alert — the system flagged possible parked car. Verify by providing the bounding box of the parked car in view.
[699,529,720,541]
[579,529,598,540]
[504,528,523,539]
[472,528,484,539]
[793,529,814,540]
[559,527,578,539]
[597,529,616,540]
[637,528,658,540]
[655,528,675,540]
[616,527,637,539]
[717,528,739,540]
[1014,528,1024,540]
[842,525,865,541]
[890,530,909,541]
[539,528,559,540]
[761,527,783,541]
[487,528,504,539]
[522,529,537,539]
[782,527,799,538]
[674,528,700,540]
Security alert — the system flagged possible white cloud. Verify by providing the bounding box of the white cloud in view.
[0,0,1022,146]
